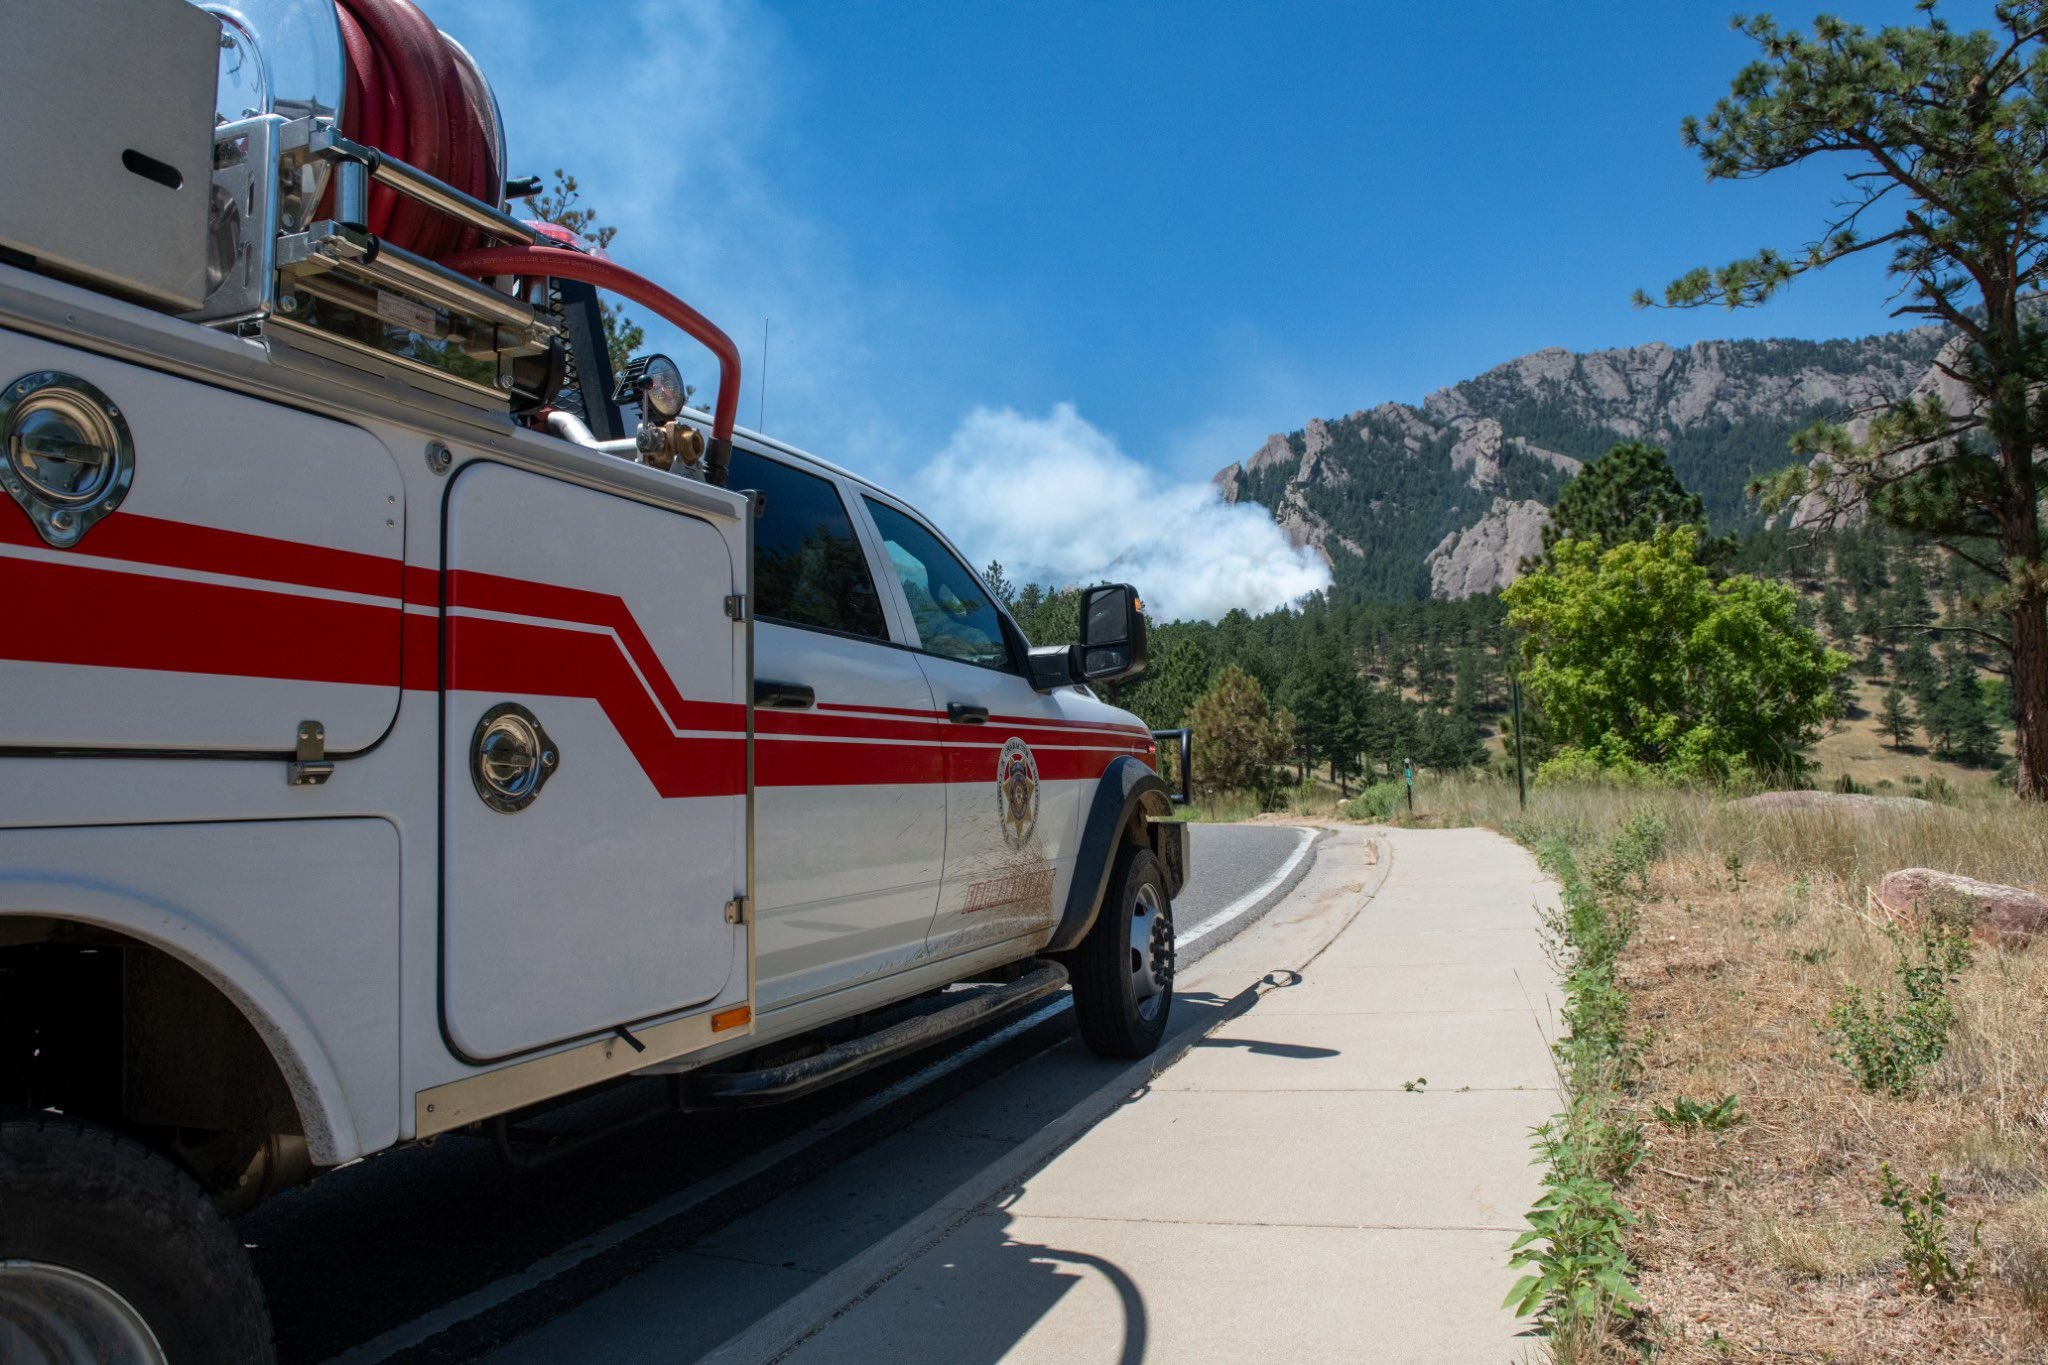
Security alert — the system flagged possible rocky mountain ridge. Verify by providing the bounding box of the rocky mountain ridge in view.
[1213,327,1948,600]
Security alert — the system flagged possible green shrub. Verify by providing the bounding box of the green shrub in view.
[1588,809,1667,896]
[1341,780,1405,823]
[1507,824,1651,1343]
[1878,1163,1978,1300]
[1822,921,1971,1095]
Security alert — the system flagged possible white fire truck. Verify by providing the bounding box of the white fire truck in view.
[0,2,1190,1359]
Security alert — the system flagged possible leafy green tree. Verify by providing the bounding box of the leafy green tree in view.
[1648,5,2048,798]
[1186,665,1293,801]
[1881,684,1917,750]
[1503,526,1847,780]
[1543,442,1707,552]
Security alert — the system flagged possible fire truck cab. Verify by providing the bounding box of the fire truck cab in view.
[0,2,1188,1360]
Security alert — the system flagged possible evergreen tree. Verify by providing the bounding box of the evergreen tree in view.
[1543,442,1708,552]
[1899,635,1941,712]
[982,561,1017,609]
[1418,706,1487,772]
[1879,685,1915,750]
[1819,586,1851,642]
[1658,5,2048,797]
[1282,636,1364,793]
[1186,666,1291,801]
[1928,656,1999,765]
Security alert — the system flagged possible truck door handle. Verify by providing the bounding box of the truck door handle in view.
[754,679,816,709]
[947,703,989,724]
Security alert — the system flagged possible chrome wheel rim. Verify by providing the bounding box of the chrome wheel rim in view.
[1128,883,1175,1023]
[0,1261,168,1365]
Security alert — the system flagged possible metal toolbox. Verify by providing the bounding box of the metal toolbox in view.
[0,0,219,310]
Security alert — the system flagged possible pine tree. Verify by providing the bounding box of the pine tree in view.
[1879,685,1915,751]
[1899,636,1941,713]
[1656,6,2048,797]
[1186,665,1292,801]
[1928,656,1999,765]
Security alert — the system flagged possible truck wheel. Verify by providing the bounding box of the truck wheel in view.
[0,1113,274,1364]
[1070,843,1174,1058]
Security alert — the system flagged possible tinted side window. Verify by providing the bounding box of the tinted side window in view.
[728,450,886,640]
[863,498,1011,670]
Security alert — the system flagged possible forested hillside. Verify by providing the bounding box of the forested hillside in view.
[992,519,2015,799]
[1214,327,1949,602]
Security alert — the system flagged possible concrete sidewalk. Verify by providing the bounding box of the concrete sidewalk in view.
[719,826,1562,1365]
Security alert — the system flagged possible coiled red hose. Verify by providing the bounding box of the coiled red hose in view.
[337,1,742,469]
[334,0,496,257]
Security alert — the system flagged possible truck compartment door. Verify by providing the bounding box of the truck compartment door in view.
[0,329,404,753]
[440,463,746,1061]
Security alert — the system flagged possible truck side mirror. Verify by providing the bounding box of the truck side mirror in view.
[1077,583,1147,683]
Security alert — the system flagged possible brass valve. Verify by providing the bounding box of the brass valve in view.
[635,420,707,472]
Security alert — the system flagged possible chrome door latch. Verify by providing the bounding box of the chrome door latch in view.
[723,594,747,621]
[287,719,334,786]
[724,895,747,925]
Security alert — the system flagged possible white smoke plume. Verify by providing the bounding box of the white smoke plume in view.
[909,404,1331,623]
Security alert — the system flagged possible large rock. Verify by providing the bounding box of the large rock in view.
[1873,868,2048,947]
[1425,498,1549,599]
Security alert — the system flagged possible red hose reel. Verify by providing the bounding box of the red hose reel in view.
[332,0,739,469]
[334,0,496,258]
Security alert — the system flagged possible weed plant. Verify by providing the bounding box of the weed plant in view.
[1823,921,1973,1096]
[1652,1094,1744,1132]
[1505,820,1658,1352]
[1880,1162,1980,1300]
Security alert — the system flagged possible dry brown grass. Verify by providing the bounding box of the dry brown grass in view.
[1813,676,2009,796]
[1424,774,2048,1362]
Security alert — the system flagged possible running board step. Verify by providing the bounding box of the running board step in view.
[681,960,1069,1109]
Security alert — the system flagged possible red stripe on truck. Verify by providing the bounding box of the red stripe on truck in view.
[0,513,1146,791]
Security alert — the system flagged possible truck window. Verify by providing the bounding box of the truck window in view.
[862,498,1012,670]
[728,449,887,640]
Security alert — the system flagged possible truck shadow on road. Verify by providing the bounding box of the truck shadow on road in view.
[254,977,1309,1363]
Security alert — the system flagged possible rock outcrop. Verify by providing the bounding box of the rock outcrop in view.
[1424,499,1550,599]
[1212,326,1949,600]
[1873,867,2048,947]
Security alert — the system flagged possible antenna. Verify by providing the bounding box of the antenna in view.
[758,317,769,433]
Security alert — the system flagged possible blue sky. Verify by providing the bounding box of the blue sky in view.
[434,0,1937,616]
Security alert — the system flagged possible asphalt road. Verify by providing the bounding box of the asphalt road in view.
[242,822,1320,1365]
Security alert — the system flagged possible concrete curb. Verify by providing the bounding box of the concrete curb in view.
[701,827,1393,1365]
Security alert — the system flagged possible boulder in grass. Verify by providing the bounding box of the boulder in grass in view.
[1737,790,1935,814]
[1873,868,2048,947]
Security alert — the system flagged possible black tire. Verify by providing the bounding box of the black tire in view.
[0,1113,274,1364]
[1070,844,1175,1058]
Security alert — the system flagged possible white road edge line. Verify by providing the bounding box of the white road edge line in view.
[321,824,1318,1365]
[1175,824,1316,951]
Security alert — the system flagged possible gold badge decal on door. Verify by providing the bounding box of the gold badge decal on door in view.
[996,737,1040,849]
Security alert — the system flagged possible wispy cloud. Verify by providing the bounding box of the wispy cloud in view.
[909,403,1330,622]
[435,2,1324,622]
[437,0,897,465]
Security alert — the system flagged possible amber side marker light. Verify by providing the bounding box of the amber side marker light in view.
[712,1005,752,1033]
